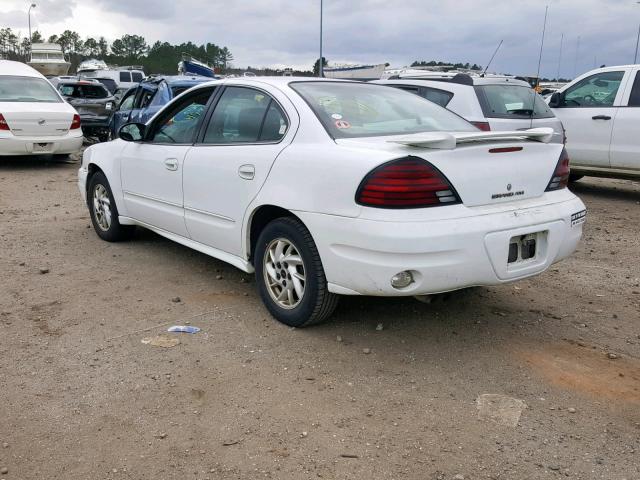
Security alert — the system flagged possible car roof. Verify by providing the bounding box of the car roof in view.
[378,75,531,88]
[142,75,213,87]
[0,60,46,79]
[185,76,363,92]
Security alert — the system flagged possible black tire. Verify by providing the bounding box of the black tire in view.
[254,217,338,327]
[88,171,135,242]
[569,173,584,183]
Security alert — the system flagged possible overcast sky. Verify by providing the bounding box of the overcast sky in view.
[1,0,639,78]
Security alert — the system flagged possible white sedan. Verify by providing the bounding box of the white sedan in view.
[0,60,83,157]
[78,77,586,326]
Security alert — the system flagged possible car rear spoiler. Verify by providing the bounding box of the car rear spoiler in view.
[387,127,555,149]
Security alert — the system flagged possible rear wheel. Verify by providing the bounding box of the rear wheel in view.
[88,171,135,242]
[254,217,338,327]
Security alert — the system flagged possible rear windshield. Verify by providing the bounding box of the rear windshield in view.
[475,85,554,119]
[94,78,117,94]
[59,84,109,99]
[291,81,476,138]
[0,76,61,103]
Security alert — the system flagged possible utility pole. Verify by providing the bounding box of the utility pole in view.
[634,24,640,63]
[28,3,36,46]
[635,2,640,64]
[319,0,324,77]
[556,33,563,81]
[573,35,580,78]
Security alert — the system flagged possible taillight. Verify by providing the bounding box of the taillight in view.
[0,113,9,131]
[545,147,570,191]
[356,157,461,208]
[70,114,81,130]
[471,121,491,131]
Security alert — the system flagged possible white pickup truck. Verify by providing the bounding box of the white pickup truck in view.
[548,65,640,181]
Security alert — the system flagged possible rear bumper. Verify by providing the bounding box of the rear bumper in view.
[296,194,586,296]
[0,132,83,156]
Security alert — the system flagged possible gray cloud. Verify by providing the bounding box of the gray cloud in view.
[3,0,78,28]
[3,0,640,78]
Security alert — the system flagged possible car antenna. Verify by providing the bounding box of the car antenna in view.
[531,5,549,129]
[482,40,503,77]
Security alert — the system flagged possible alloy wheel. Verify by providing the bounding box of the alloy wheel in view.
[263,238,306,309]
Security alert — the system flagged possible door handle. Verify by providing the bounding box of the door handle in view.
[591,115,611,120]
[238,164,255,180]
[164,158,179,171]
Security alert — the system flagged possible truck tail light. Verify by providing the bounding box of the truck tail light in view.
[0,113,9,131]
[356,157,461,208]
[545,147,570,191]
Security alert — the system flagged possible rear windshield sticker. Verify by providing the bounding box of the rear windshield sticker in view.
[335,120,351,129]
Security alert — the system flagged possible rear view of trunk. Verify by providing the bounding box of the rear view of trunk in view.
[426,141,564,207]
[2,103,74,137]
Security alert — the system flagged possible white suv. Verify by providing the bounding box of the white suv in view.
[548,65,640,181]
[375,72,565,144]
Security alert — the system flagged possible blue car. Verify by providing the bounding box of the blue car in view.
[110,75,211,137]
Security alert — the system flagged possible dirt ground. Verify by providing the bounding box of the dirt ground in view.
[1,153,639,480]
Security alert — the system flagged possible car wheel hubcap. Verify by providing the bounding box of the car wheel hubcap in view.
[93,184,112,231]
[263,238,305,309]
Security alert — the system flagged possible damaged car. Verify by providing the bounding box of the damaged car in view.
[57,80,115,142]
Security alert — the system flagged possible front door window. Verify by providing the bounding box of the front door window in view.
[151,89,213,144]
[562,71,624,107]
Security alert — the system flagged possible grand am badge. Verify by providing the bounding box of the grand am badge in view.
[491,188,524,199]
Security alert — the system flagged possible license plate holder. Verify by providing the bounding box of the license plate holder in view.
[33,142,52,153]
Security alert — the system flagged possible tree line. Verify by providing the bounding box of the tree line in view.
[0,28,234,75]
[411,60,483,71]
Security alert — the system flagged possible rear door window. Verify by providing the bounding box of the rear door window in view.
[131,72,143,83]
[627,71,640,106]
[475,84,554,118]
[119,71,132,83]
[202,87,274,144]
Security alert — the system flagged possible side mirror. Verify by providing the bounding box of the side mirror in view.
[119,122,145,142]
[548,92,563,108]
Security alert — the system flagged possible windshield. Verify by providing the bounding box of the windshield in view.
[94,78,117,94]
[475,84,554,119]
[59,84,109,99]
[0,76,61,103]
[290,81,476,138]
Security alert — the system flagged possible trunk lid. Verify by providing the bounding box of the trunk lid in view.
[336,130,563,208]
[1,102,74,137]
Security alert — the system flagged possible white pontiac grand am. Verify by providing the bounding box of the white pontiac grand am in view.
[0,60,83,157]
[78,77,586,327]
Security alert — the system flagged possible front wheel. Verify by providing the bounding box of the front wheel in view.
[254,217,338,327]
[88,171,135,242]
